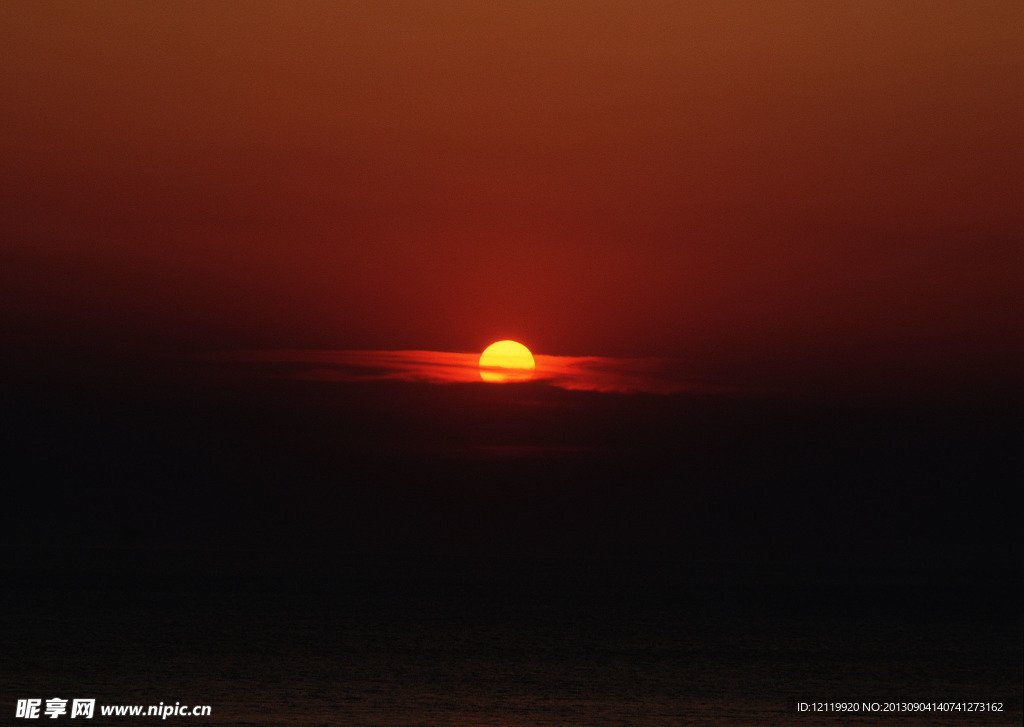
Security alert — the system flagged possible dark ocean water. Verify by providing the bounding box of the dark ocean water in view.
[2,372,1020,724]
[3,550,1020,726]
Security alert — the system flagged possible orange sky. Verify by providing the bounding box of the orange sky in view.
[2,1,1021,391]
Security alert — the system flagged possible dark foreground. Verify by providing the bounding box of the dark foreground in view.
[1,354,1020,724]
[2,549,1021,726]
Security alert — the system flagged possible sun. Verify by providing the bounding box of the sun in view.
[479,340,536,383]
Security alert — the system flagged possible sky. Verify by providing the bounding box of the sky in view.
[1,1,1021,393]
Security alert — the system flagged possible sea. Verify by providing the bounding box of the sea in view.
[3,548,1020,726]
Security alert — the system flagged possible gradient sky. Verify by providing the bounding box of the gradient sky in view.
[2,1,1021,391]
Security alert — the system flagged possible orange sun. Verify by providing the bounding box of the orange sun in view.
[479,340,536,383]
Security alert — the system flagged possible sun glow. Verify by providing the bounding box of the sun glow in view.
[479,340,536,383]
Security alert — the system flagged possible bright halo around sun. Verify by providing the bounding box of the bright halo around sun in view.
[479,340,536,383]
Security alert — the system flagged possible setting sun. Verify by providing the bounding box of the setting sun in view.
[479,340,536,383]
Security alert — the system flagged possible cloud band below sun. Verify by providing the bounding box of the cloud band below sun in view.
[199,349,734,395]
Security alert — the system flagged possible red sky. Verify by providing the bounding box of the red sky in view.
[2,1,1021,391]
